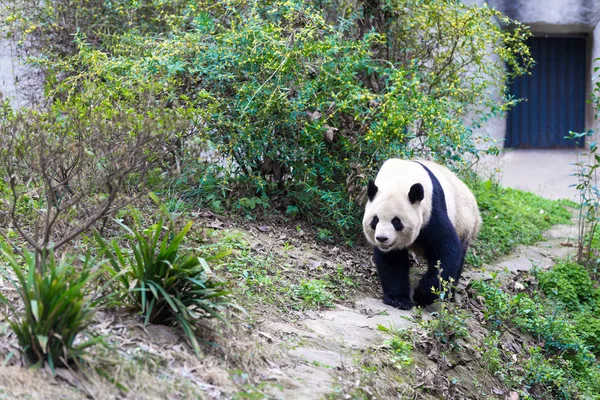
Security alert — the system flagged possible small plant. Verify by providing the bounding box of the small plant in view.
[567,129,600,275]
[538,261,598,312]
[286,205,299,217]
[378,325,414,367]
[95,195,240,355]
[293,279,335,310]
[0,244,101,371]
[316,228,334,243]
[236,196,269,213]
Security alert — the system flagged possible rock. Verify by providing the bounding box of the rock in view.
[270,363,336,400]
[288,347,346,368]
[302,299,413,349]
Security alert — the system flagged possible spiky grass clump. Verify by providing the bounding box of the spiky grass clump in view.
[95,201,239,355]
[0,245,100,371]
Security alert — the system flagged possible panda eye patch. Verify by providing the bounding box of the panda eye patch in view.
[370,216,379,230]
[392,217,403,231]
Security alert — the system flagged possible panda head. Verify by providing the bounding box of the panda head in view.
[362,161,429,252]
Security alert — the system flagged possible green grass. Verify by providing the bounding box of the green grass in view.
[467,179,574,267]
[538,261,600,354]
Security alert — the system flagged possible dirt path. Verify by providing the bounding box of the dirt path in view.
[257,297,413,399]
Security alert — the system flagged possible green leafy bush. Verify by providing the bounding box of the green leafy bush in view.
[94,198,239,355]
[4,0,533,238]
[538,261,599,312]
[0,245,101,371]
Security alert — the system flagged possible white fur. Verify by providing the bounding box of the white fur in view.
[363,159,480,252]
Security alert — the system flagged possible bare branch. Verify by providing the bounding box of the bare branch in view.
[8,175,40,252]
[0,90,181,260]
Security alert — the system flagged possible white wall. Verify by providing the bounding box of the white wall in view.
[0,39,29,108]
[0,40,20,107]
[589,22,600,132]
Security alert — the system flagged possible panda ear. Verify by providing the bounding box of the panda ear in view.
[409,183,424,203]
[367,180,378,201]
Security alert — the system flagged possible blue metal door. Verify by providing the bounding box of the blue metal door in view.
[506,36,586,148]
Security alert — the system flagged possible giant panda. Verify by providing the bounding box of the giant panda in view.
[362,159,481,310]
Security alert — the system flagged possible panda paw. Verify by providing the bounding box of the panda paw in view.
[412,285,438,307]
[383,294,414,310]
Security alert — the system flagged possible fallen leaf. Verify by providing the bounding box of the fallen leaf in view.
[55,368,78,387]
[257,331,274,342]
[307,110,322,121]
[323,124,338,143]
[507,392,519,400]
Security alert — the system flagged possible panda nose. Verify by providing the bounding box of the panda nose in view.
[376,236,388,243]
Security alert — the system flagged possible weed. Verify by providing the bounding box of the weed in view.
[293,279,335,310]
[95,195,240,356]
[377,325,413,367]
[316,228,334,244]
[538,261,599,312]
[0,244,101,371]
[236,196,270,216]
[286,206,300,218]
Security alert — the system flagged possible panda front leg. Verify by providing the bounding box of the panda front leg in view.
[413,243,463,307]
[374,247,413,310]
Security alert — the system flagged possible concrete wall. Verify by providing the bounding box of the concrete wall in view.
[590,22,600,131]
[0,40,26,108]
[468,0,600,149]
[491,0,600,135]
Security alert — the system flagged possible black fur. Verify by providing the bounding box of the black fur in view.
[367,180,378,201]
[373,162,466,309]
[409,183,424,203]
[370,215,379,230]
[374,248,413,310]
